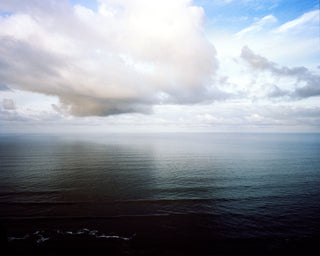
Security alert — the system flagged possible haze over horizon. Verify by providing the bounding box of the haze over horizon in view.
[0,0,319,133]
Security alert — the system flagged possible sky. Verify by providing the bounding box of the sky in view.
[0,0,319,133]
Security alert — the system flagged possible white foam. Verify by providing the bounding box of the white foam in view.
[8,228,133,244]
[89,230,98,235]
[8,231,50,244]
[8,234,30,242]
[36,235,50,244]
[97,234,131,241]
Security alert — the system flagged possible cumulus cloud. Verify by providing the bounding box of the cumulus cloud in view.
[240,46,320,99]
[0,0,219,116]
[2,98,15,110]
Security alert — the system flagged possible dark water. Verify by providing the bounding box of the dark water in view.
[0,133,320,255]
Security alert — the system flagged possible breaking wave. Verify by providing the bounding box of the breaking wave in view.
[8,228,134,244]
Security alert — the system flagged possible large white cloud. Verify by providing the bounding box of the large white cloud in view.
[0,2,319,133]
[0,0,218,116]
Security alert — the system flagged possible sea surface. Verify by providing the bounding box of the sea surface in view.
[0,133,319,255]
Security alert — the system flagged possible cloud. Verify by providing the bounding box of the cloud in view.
[240,46,320,99]
[266,84,288,98]
[236,14,277,38]
[274,10,319,34]
[2,98,15,110]
[0,84,10,90]
[155,103,320,131]
[217,9,318,69]
[196,104,320,129]
[0,0,219,116]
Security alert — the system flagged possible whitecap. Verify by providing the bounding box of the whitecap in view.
[36,235,50,244]
[8,228,133,244]
[8,234,30,242]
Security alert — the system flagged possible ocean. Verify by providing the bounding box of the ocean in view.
[0,133,319,255]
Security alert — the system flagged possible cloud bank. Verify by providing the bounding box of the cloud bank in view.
[0,0,218,116]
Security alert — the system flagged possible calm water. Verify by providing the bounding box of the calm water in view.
[0,133,320,255]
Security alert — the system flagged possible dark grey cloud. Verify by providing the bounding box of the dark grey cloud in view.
[53,93,153,116]
[294,76,320,98]
[267,84,289,98]
[241,46,320,99]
